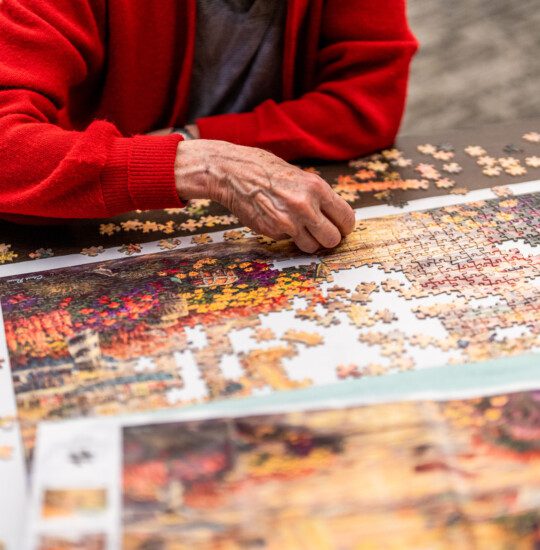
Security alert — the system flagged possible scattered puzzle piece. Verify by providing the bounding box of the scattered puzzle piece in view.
[80,246,104,257]
[442,163,462,174]
[417,144,437,155]
[158,238,182,251]
[435,178,456,189]
[0,446,13,461]
[491,186,514,198]
[282,330,324,347]
[465,145,487,157]
[336,364,361,379]
[28,248,53,260]
[483,167,502,177]
[118,243,142,256]
[252,328,276,342]
[99,223,120,236]
[523,131,540,143]
[191,234,214,245]
[375,309,398,324]
[525,156,540,168]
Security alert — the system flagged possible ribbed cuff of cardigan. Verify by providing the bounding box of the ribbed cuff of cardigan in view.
[101,134,185,215]
[196,112,259,146]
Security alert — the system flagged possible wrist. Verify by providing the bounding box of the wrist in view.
[174,140,222,202]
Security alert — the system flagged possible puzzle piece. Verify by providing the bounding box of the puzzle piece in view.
[118,243,142,256]
[415,163,440,180]
[282,330,324,347]
[505,165,527,177]
[223,230,247,242]
[523,131,540,143]
[99,223,121,236]
[80,246,104,257]
[417,144,437,155]
[465,145,487,157]
[28,248,54,260]
[483,167,502,177]
[525,156,540,168]
[251,328,276,342]
[375,309,398,324]
[336,364,361,379]
[350,282,378,303]
[158,238,182,251]
[121,219,143,232]
[477,156,498,167]
[442,163,462,174]
[432,150,454,161]
[491,186,514,198]
[0,446,13,461]
[435,177,456,189]
[191,234,214,245]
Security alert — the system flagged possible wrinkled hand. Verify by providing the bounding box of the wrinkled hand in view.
[174,140,355,253]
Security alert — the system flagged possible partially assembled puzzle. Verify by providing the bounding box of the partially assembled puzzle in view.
[0,188,539,463]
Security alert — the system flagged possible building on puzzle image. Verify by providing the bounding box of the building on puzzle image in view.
[66,330,102,373]
[2,241,320,454]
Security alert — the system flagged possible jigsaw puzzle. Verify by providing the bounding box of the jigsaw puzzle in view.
[25,388,540,549]
[0,192,539,456]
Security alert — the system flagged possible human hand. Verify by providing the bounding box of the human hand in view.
[174,140,355,253]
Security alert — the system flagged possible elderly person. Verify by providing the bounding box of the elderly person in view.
[0,0,417,252]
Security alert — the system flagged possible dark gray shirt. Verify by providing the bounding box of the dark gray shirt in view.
[186,0,286,123]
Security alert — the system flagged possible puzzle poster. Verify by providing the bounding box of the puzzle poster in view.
[25,388,540,549]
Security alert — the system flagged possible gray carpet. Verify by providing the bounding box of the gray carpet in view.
[401,0,540,136]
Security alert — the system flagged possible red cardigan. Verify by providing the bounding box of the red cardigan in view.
[0,0,417,220]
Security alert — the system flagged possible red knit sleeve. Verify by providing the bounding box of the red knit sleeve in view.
[0,0,183,219]
[197,0,418,161]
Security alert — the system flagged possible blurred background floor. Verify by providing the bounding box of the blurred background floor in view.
[401,0,540,136]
